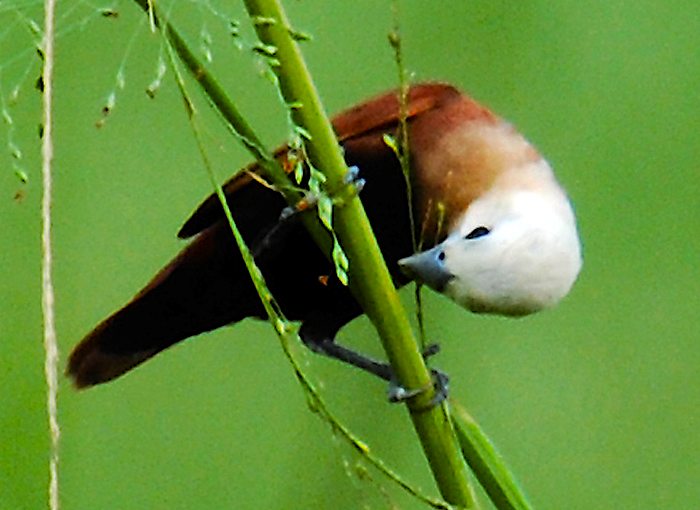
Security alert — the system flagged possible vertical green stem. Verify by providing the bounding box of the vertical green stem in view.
[242,1,474,506]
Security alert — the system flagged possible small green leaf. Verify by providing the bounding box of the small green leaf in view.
[288,28,312,42]
[260,65,279,85]
[252,15,276,26]
[103,91,116,114]
[309,167,326,184]
[14,168,28,184]
[317,194,333,230]
[383,133,399,155]
[332,237,349,286]
[294,159,304,183]
[353,441,370,456]
[9,142,21,160]
[27,19,42,37]
[9,86,20,105]
[388,30,401,49]
[116,68,126,90]
[294,124,312,141]
[146,57,167,99]
[100,8,119,18]
[252,42,277,57]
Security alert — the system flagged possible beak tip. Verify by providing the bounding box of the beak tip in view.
[397,255,418,278]
[396,248,453,291]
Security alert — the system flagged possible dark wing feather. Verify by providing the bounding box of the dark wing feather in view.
[177,83,460,239]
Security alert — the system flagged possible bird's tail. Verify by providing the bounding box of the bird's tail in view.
[67,222,258,388]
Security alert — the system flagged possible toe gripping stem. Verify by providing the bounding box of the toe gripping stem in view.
[387,344,450,410]
[252,166,365,258]
[303,333,450,411]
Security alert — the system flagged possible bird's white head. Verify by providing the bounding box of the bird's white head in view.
[400,115,582,316]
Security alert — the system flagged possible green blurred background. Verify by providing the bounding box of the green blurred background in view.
[2,1,699,509]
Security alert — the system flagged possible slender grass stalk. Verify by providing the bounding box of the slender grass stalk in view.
[40,0,60,508]
[240,1,474,507]
[385,6,531,510]
[387,0,427,348]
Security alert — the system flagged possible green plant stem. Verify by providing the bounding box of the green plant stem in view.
[161,22,452,509]
[132,1,315,204]
[388,1,427,348]
[131,0,333,255]
[451,401,532,510]
[130,0,475,506]
[241,0,474,507]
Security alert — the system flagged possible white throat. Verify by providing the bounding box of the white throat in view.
[441,159,582,316]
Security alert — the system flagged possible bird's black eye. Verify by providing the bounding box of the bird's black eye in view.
[465,226,491,240]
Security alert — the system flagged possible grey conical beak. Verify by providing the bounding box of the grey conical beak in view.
[398,245,454,292]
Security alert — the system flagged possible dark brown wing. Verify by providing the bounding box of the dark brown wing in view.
[177,82,460,239]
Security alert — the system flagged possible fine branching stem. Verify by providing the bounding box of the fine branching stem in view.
[387,0,427,348]
[131,0,287,188]
[131,0,334,257]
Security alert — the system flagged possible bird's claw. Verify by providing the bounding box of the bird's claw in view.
[332,166,365,207]
[422,343,441,359]
[344,165,366,189]
[387,368,450,409]
[279,166,364,221]
[386,343,449,409]
[278,205,297,221]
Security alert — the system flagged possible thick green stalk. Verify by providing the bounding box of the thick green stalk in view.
[159,12,451,508]
[452,401,532,510]
[241,0,474,506]
[130,0,475,506]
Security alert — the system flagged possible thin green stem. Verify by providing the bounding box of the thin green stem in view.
[241,0,475,507]
[131,0,336,257]
[388,0,427,348]
[131,0,295,196]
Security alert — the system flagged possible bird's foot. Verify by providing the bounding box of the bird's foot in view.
[330,165,365,207]
[387,368,450,409]
[252,190,318,257]
[278,190,318,221]
[386,343,449,409]
[299,325,449,409]
[276,166,363,221]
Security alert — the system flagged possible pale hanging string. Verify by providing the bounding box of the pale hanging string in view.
[41,0,60,507]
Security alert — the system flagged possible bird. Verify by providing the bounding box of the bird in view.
[67,82,582,389]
